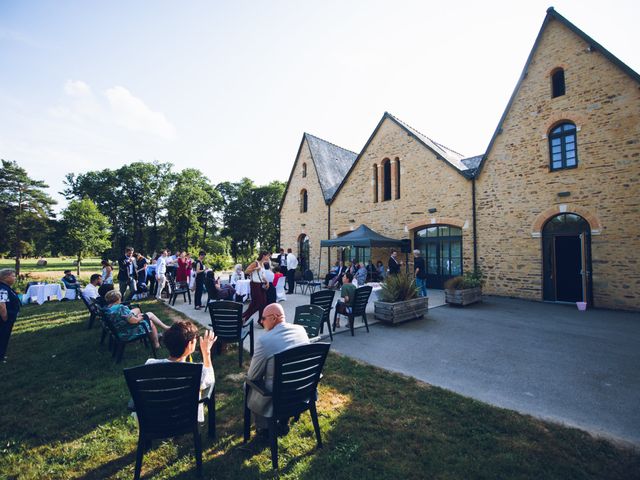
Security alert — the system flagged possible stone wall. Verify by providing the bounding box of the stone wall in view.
[476,18,640,310]
[330,117,474,272]
[279,138,330,275]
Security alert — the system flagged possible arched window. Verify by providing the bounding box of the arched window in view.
[551,68,565,98]
[298,234,310,270]
[549,122,578,170]
[302,162,307,177]
[300,189,308,213]
[382,159,391,201]
[395,157,401,199]
[372,164,378,203]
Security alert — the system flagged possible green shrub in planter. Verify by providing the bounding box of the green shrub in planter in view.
[378,273,418,303]
[444,270,483,290]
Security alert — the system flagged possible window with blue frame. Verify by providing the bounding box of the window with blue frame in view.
[549,122,578,171]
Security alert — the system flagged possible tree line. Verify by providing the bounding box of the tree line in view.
[0,159,285,274]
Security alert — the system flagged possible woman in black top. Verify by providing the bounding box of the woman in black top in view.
[0,269,21,363]
[193,251,206,309]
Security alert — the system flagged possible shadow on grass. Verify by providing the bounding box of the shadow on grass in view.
[2,301,640,479]
[0,301,157,451]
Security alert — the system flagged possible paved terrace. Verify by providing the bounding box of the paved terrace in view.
[168,290,640,446]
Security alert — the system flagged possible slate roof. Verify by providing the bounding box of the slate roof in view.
[387,113,470,172]
[304,133,358,203]
[386,113,469,172]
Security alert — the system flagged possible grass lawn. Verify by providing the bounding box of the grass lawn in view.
[1,300,639,479]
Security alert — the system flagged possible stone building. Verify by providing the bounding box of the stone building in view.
[279,8,640,310]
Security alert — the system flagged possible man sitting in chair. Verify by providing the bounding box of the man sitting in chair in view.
[82,274,102,302]
[333,272,356,329]
[246,303,309,435]
[145,321,217,422]
[61,270,81,300]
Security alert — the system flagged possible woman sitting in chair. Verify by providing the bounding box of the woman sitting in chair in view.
[104,290,170,350]
[205,270,236,301]
[145,321,217,422]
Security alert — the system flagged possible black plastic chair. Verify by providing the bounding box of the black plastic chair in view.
[79,292,100,329]
[103,309,157,363]
[124,362,203,480]
[243,342,331,470]
[295,271,309,294]
[208,300,254,367]
[168,275,191,306]
[310,289,335,341]
[293,304,325,340]
[334,285,372,336]
[301,270,321,295]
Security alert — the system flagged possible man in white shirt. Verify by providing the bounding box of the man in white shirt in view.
[155,250,169,300]
[285,248,298,294]
[246,303,309,430]
[82,274,102,301]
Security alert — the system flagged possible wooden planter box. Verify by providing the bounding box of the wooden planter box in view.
[445,287,482,306]
[374,296,429,324]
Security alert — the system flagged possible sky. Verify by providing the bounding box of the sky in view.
[1,0,638,210]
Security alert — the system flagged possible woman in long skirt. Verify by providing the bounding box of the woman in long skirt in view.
[242,251,270,326]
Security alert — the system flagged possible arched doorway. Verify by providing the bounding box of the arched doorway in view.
[414,225,462,289]
[542,213,592,303]
[298,234,310,271]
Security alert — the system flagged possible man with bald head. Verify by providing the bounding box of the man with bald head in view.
[246,303,309,431]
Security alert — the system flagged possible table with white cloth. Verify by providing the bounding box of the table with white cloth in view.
[365,282,383,302]
[25,283,64,305]
[234,279,251,300]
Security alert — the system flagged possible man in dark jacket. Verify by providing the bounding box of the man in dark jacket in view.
[388,250,402,275]
[117,247,137,298]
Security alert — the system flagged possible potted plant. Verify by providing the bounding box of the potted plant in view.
[444,270,483,306]
[374,273,429,324]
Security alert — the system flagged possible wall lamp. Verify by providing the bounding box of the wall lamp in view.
[557,192,571,197]
[428,208,437,214]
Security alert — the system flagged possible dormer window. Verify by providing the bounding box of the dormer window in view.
[551,68,565,98]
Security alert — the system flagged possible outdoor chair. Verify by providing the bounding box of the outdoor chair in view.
[295,271,309,294]
[208,300,254,367]
[310,289,335,341]
[103,308,157,363]
[334,285,372,336]
[293,304,325,341]
[275,276,286,302]
[168,275,191,306]
[299,269,321,295]
[79,291,100,329]
[243,342,330,470]
[124,362,204,480]
[204,274,218,313]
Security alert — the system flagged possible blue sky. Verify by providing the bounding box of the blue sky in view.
[1,0,638,209]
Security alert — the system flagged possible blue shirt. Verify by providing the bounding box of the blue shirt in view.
[0,281,21,322]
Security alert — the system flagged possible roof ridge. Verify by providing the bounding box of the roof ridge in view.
[386,112,464,158]
[304,132,358,155]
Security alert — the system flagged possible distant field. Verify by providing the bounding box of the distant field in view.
[0,257,104,291]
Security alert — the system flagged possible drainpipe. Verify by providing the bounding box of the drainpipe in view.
[327,203,331,270]
[472,176,478,272]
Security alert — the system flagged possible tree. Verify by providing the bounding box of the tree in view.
[0,160,56,274]
[61,198,111,274]
[166,169,222,250]
[253,180,286,253]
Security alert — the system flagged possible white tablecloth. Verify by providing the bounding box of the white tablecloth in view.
[25,283,63,305]
[235,279,251,298]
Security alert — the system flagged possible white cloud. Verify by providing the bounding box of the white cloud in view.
[105,86,176,140]
[48,80,176,140]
